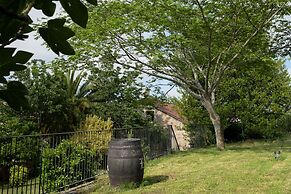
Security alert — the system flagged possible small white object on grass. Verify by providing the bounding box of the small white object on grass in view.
[274,150,281,160]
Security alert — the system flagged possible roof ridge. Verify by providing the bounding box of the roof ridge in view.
[155,104,184,122]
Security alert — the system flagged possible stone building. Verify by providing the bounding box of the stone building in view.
[145,103,190,150]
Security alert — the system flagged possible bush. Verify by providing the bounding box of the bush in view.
[224,124,244,142]
[0,114,40,175]
[142,122,169,159]
[277,114,291,133]
[0,134,41,181]
[41,116,114,192]
[75,115,113,153]
[186,124,215,148]
[41,139,99,193]
[9,165,28,186]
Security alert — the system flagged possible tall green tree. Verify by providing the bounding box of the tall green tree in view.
[177,59,291,141]
[69,0,290,149]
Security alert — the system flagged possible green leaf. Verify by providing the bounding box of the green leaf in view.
[58,28,75,39]
[33,0,44,9]
[54,39,75,55]
[48,18,66,28]
[16,34,29,40]
[39,28,59,55]
[22,25,34,34]
[43,1,56,17]
[0,63,26,76]
[0,90,8,102]
[33,0,56,17]
[0,17,27,44]
[0,48,16,64]
[7,81,28,95]
[9,64,27,71]
[39,26,75,55]
[0,81,29,111]
[86,0,97,6]
[0,49,32,65]
[13,51,33,64]
[39,19,76,55]
[0,49,31,77]
[60,0,88,28]
[0,77,7,84]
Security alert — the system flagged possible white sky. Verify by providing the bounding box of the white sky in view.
[10,8,291,98]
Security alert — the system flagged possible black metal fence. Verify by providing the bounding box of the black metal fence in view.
[0,128,170,193]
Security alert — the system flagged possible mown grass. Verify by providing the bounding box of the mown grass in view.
[93,138,291,194]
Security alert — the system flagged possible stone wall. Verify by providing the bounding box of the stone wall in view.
[154,110,190,150]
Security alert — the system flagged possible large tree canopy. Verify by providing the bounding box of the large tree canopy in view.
[69,0,291,149]
[177,59,291,144]
[10,58,158,133]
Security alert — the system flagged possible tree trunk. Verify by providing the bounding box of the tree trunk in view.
[202,97,225,150]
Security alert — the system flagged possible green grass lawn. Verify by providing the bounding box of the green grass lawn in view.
[93,138,291,194]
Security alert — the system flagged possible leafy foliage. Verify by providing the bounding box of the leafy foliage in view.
[10,58,158,133]
[41,139,98,193]
[76,115,113,153]
[9,165,28,186]
[0,48,32,110]
[73,61,159,128]
[12,60,92,133]
[177,60,291,141]
[69,0,291,149]
[0,0,94,110]
[0,101,40,168]
[39,18,76,55]
[142,122,169,159]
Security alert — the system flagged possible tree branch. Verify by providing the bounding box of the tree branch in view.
[195,0,213,94]
[225,6,283,67]
[22,0,35,16]
[208,6,283,93]
[0,6,30,23]
[110,53,202,100]
[180,49,205,92]
[113,34,205,94]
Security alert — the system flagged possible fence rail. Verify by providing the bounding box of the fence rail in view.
[0,127,171,193]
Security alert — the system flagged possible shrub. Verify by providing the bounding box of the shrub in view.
[186,124,215,148]
[74,115,113,153]
[142,122,169,159]
[277,114,291,133]
[9,165,28,186]
[0,114,40,175]
[0,134,41,180]
[41,116,114,192]
[41,139,98,193]
[224,124,244,142]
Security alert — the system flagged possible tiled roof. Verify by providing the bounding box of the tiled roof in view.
[155,103,184,122]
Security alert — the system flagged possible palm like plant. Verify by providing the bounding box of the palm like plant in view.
[61,70,93,131]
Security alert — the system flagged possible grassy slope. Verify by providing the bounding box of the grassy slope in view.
[94,139,291,194]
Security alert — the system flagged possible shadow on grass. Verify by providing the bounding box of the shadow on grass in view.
[140,175,169,187]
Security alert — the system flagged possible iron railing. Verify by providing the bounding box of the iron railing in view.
[0,127,171,193]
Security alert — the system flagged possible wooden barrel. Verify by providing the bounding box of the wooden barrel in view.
[107,138,144,186]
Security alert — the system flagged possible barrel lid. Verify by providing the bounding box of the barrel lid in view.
[109,138,141,146]
[110,138,141,142]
